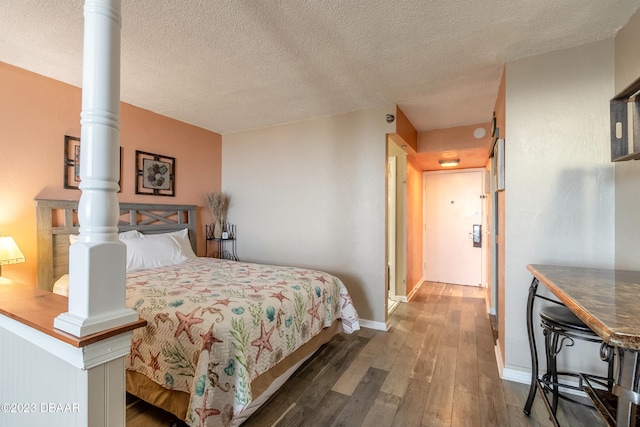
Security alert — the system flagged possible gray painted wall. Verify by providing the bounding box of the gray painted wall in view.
[504,39,616,377]
[222,106,396,326]
[615,10,640,270]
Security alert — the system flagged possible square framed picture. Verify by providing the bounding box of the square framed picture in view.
[64,135,122,191]
[135,150,175,196]
[63,135,81,189]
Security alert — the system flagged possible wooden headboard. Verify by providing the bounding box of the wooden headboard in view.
[35,199,198,291]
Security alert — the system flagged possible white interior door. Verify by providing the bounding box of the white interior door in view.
[424,170,483,286]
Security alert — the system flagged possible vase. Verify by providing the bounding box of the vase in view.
[213,219,223,239]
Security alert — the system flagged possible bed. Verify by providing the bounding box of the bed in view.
[35,199,360,427]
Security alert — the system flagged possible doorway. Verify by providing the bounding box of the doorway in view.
[423,169,484,286]
[388,156,397,308]
[387,139,407,313]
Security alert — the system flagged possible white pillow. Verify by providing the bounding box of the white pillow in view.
[152,228,197,259]
[69,230,141,244]
[122,232,190,271]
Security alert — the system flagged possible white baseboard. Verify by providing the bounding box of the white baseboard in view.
[358,318,388,331]
[501,366,533,385]
[497,349,590,398]
[494,340,535,386]
[501,367,589,398]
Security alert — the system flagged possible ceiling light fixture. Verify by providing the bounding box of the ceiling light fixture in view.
[438,159,460,167]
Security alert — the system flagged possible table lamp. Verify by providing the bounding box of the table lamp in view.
[0,235,26,283]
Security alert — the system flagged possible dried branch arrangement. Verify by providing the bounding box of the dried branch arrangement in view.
[206,191,229,221]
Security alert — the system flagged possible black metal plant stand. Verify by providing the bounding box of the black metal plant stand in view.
[205,222,238,261]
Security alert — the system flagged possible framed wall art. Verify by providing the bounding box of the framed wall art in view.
[64,135,122,191]
[135,150,175,196]
[63,135,81,189]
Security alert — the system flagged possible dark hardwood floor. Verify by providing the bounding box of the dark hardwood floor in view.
[127,282,605,427]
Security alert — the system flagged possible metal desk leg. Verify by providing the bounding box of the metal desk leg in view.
[615,349,640,427]
[524,277,540,415]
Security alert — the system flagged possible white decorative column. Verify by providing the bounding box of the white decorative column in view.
[1,5,140,426]
[54,0,138,337]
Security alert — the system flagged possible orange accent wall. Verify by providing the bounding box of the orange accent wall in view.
[0,62,222,286]
[394,106,418,153]
[405,156,423,296]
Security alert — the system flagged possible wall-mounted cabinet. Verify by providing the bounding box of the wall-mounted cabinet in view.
[611,75,640,161]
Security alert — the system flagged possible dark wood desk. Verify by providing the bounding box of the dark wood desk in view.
[524,264,640,426]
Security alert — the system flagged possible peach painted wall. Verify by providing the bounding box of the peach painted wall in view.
[417,123,493,152]
[0,62,222,286]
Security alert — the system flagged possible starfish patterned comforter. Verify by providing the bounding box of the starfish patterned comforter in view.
[125,257,360,427]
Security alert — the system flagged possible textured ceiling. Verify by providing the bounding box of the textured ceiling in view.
[1,0,639,134]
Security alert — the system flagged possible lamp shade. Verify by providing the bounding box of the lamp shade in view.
[0,236,26,265]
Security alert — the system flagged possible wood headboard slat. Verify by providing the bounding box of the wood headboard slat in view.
[35,199,198,291]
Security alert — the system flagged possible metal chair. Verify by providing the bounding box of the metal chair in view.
[524,276,616,424]
[538,304,615,415]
